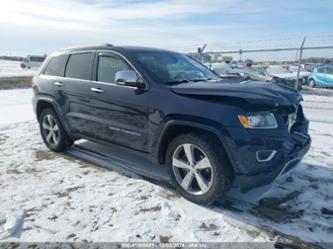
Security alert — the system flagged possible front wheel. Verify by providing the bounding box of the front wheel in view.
[39,108,73,152]
[166,132,233,204]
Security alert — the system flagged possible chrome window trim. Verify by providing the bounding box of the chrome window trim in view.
[40,49,147,90]
[39,74,138,90]
[96,50,147,89]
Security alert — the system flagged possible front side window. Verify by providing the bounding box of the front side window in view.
[133,51,220,84]
[65,52,94,80]
[43,54,69,77]
[97,55,131,83]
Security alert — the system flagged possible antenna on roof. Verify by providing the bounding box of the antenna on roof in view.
[105,43,113,46]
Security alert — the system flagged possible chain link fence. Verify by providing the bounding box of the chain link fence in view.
[189,39,333,125]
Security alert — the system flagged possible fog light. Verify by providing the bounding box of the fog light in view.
[256,150,276,162]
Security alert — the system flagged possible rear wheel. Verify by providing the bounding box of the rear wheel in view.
[166,132,233,204]
[39,108,73,152]
[309,79,316,88]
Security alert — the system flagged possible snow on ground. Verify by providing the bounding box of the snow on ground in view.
[0,121,271,243]
[0,59,38,78]
[0,88,333,244]
[0,89,34,125]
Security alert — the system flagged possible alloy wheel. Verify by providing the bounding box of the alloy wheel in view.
[42,114,60,146]
[172,143,214,195]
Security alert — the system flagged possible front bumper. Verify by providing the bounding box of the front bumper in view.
[236,132,311,191]
[223,105,311,192]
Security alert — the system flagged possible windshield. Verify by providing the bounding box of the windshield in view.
[250,67,267,75]
[133,51,220,84]
[289,66,306,72]
[266,66,289,74]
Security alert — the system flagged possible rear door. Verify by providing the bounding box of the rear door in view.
[87,51,149,152]
[315,66,327,85]
[62,51,96,134]
[325,67,333,86]
[38,53,69,107]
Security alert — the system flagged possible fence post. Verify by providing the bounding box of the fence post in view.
[296,37,306,90]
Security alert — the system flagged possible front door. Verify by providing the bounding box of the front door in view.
[87,51,149,152]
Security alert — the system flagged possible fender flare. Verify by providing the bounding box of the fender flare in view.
[35,95,71,135]
[154,119,238,172]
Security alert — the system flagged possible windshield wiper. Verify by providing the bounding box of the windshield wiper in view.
[165,78,218,85]
[192,78,208,82]
[192,78,219,82]
[164,79,190,85]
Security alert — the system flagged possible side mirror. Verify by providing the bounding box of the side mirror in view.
[115,70,145,89]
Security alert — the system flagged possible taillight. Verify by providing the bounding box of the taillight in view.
[31,78,36,87]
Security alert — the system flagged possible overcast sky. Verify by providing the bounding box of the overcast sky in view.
[1,0,333,56]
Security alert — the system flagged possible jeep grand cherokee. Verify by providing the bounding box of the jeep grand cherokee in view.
[32,44,311,204]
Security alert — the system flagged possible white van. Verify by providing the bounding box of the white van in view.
[20,55,46,69]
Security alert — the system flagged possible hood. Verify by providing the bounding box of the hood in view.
[171,80,302,106]
[270,72,310,79]
[270,72,297,79]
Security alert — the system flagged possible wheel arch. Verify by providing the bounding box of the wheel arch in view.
[36,96,71,135]
[156,120,236,173]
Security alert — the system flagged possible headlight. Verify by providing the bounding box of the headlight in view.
[238,112,277,129]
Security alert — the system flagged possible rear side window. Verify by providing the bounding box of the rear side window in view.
[43,55,69,77]
[317,67,325,73]
[65,52,94,80]
[326,67,333,75]
[97,56,131,83]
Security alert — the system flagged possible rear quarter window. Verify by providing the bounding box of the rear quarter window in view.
[43,54,69,77]
[65,52,94,80]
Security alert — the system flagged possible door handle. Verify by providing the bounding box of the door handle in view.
[54,81,63,87]
[91,87,103,93]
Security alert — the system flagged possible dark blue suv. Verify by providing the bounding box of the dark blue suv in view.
[32,44,311,204]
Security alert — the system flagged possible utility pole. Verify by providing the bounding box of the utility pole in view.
[296,37,306,90]
[197,43,207,63]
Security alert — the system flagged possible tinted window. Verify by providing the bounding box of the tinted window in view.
[65,52,94,80]
[30,57,45,62]
[97,56,131,83]
[326,67,333,75]
[43,55,69,77]
[317,67,325,73]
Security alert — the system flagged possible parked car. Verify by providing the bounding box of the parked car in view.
[243,66,273,82]
[266,65,305,89]
[21,55,45,69]
[32,45,311,204]
[288,65,311,78]
[302,63,317,72]
[308,65,333,87]
[210,62,243,80]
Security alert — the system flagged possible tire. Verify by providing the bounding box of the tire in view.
[39,108,73,152]
[166,132,233,204]
[309,79,316,88]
